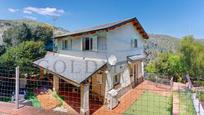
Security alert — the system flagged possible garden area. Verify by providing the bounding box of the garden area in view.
[123,91,173,115]
[175,91,196,115]
[25,89,67,111]
[197,91,204,109]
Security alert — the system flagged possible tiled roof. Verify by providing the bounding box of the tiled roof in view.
[55,17,149,39]
[33,52,106,86]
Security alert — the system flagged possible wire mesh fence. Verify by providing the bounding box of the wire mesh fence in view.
[0,65,202,115]
[0,66,15,102]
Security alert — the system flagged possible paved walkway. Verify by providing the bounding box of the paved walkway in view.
[0,102,70,115]
[173,93,180,115]
[172,82,186,115]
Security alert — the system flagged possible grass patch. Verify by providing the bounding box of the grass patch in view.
[0,97,11,102]
[178,91,196,115]
[198,92,204,101]
[123,91,172,115]
[25,91,41,108]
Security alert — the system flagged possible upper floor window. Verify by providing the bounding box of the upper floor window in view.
[62,39,72,50]
[62,40,67,49]
[82,37,93,51]
[131,39,138,48]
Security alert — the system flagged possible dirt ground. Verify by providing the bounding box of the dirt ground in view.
[37,91,61,110]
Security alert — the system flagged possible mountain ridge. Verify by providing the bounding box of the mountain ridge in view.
[0,19,69,45]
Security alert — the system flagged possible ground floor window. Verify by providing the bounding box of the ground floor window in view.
[113,74,121,86]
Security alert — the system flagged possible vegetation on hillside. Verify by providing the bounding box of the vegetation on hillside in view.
[2,23,53,50]
[0,20,62,67]
[0,41,46,67]
[144,34,179,62]
[145,36,204,82]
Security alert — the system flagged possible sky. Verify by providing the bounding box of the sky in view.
[0,0,204,39]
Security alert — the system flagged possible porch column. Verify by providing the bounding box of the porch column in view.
[40,68,44,79]
[80,82,90,115]
[104,67,114,101]
[53,75,59,92]
[141,61,144,77]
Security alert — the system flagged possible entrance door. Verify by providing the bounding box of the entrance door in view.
[133,63,138,86]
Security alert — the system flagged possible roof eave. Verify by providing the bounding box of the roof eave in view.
[54,17,149,39]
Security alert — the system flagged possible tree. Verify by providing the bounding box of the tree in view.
[2,23,53,51]
[180,36,204,78]
[0,41,46,68]
[3,23,31,47]
[31,25,53,51]
[145,62,157,73]
[166,54,184,81]
[0,45,5,56]
[145,52,185,81]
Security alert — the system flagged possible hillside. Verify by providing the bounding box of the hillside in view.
[0,19,203,56]
[145,34,204,61]
[0,19,68,45]
[145,34,179,61]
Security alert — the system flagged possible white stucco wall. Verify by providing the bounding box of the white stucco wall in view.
[120,64,131,87]
[56,23,145,63]
[57,31,108,60]
[106,23,145,62]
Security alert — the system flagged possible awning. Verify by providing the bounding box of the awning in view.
[33,52,106,86]
[128,54,145,62]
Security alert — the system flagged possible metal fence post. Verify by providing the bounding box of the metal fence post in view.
[15,66,19,109]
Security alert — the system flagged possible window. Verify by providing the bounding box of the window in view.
[83,37,93,50]
[62,39,72,50]
[113,74,120,86]
[131,39,138,48]
[62,40,68,49]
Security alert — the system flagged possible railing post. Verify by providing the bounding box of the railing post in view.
[15,66,19,109]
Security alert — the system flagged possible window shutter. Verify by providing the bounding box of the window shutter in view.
[62,40,65,49]
[131,38,138,48]
[135,39,138,48]
[131,39,134,48]
[59,40,62,50]
[68,39,72,50]
[92,36,98,51]
[81,38,84,50]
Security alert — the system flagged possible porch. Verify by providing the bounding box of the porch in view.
[33,52,107,115]
[58,79,104,114]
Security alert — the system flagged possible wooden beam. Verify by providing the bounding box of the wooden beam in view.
[53,75,59,92]
[40,68,44,79]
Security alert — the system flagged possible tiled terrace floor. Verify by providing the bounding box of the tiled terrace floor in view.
[93,80,171,115]
[0,80,171,115]
[0,102,68,115]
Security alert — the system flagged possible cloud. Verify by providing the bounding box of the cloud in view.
[8,8,19,13]
[23,7,64,17]
[24,16,37,20]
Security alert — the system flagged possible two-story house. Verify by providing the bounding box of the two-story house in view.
[33,17,149,115]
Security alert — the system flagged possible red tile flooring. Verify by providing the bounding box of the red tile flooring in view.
[58,80,171,115]
[0,80,171,115]
[59,90,103,114]
[92,80,171,115]
[0,102,68,115]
